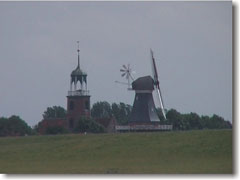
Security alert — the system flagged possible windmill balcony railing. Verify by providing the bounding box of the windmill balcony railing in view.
[68,90,90,96]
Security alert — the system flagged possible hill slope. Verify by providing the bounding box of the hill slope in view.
[0,130,232,174]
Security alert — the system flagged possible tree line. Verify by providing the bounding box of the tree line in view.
[160,109,232,130]
[91,101,132,125]
[0,102,232,137]
[90,101,232,130]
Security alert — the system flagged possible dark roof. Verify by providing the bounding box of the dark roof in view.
[71,65,87,76]
[132,76,154,90]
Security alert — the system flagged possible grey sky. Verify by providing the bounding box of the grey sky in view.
[0,1,232,126]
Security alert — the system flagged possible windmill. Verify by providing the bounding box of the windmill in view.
[117,49,167,125]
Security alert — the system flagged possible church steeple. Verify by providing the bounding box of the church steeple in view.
[67,42,91,130]
[69,41,88,95]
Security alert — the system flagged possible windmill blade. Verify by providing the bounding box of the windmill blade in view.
[119,64,134,90]
[157,83,166,112]
[121,72,126,77]
[130,70,136,80]
[156,87,167,120]
[129,73,134,81]
[150,49,167,120]
[150,60,156,83]
[150,49,159,84]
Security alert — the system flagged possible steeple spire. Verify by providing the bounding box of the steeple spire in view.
[77,41,80,68]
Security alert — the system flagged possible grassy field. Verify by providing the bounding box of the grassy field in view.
[0,129,232,174]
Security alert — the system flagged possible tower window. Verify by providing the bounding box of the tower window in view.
[85,101,89,110]
[69,101,74,110]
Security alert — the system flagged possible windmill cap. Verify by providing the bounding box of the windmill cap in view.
[132,76,154,90]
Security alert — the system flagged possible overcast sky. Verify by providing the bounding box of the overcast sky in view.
[0,1,232,126]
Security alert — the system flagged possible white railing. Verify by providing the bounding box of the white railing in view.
[68,90,90,96]
[115,124,173,131]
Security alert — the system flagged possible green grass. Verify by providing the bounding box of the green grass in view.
[0,129,232,174]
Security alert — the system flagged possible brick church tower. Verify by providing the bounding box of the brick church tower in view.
[67,42,90,130]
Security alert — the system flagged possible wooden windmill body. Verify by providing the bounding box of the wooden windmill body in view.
[116,49,168,130]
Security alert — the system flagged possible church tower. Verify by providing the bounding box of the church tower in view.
[67,42,90,130]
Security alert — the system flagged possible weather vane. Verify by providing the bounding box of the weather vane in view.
[77,41,80,53]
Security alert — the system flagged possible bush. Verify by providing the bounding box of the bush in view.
[74,117,105,133]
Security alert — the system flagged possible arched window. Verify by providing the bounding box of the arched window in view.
[69,101,74,110]
[85,101,89,110]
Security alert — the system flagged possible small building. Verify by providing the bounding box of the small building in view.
[37,118,68,134]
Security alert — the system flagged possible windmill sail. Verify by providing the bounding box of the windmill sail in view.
[119,64,134,89]
[150,49,167,120]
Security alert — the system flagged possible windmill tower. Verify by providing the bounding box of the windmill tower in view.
[67,42,90,130]
[117,50,166,125]
[129,75,160,124]
[129,50,166,124]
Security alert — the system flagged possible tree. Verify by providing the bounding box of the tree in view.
[43,106,67,119]
[0,116,33,136]
[0,117,8,136]
[183,113,202,130]
[90,101,132,125]
[74,117,105,133]
[199,114,231,129]
[200,115,211,129]
[111,102,132,125]
[180,117,191,130]
[166,109,182,130]
[91,101,112,119]
[208,114,231,129]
